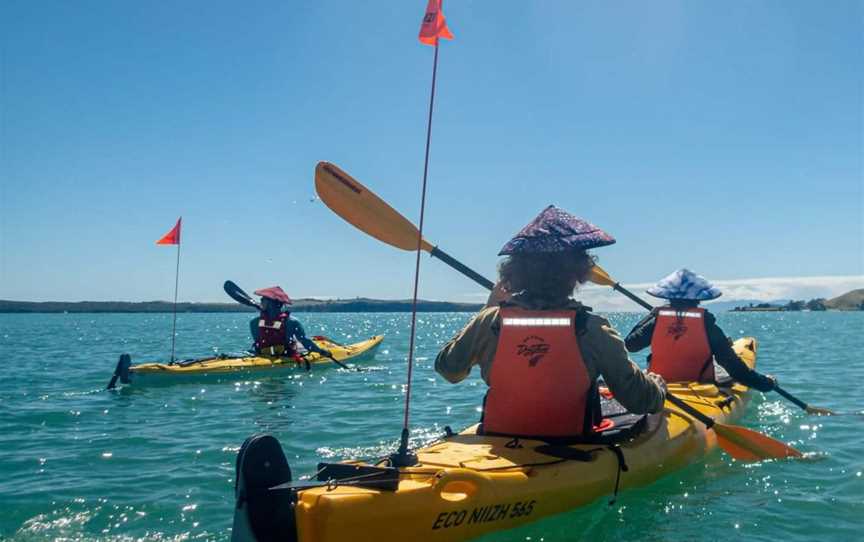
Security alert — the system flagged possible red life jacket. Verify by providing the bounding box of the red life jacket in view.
[648,307,715,383]
[254,312,297,357]
[482,307,593,439]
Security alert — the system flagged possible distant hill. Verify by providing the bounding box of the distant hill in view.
[824,289,864,310]
[0,298,483,313]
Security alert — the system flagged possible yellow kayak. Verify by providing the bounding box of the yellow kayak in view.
[232,337,761,542]
[109,335,384,387]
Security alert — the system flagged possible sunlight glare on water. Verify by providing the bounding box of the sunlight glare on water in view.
[1,311,862,540]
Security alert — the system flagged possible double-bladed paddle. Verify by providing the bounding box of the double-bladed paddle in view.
[313,161,808,458]
[222,280,355,371]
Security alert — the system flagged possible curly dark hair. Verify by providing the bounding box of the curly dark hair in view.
[498,251,596,303]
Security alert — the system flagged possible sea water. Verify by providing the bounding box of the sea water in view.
[1,311,861,541]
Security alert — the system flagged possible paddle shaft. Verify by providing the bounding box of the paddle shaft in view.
[774,385,808,410]
[665,393,715,429]
[325,353,354,371]
[613,283,653,311]
[431,248,652,314]
[430,247,495,290]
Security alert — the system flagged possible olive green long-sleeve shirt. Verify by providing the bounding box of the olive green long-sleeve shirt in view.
[435,297,667,415]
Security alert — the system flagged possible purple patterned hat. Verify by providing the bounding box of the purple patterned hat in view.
[498,205,616,255]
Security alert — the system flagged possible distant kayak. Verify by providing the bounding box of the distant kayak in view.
[108,335,384,387]
[231,338,763,542]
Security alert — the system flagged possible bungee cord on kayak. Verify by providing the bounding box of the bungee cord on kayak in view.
[391,0,455,468]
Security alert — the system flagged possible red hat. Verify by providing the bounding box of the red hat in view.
[254,286,292,305]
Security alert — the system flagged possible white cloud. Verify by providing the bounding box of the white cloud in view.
[459,275,864,312]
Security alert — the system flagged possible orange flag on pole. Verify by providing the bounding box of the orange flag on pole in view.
[418,0,454,46]
[156,217,182,245]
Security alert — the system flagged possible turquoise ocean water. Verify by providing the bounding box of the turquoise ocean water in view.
[1,311,861,541]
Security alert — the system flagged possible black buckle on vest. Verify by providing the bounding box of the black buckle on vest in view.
[504,437,523,449]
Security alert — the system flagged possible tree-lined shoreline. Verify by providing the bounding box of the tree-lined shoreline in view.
[0,298,484,314]
[731,289,864,312]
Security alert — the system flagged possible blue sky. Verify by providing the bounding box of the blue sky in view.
[1,1,862,307]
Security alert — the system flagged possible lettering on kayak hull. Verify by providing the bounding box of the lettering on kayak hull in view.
[431,500,537,530]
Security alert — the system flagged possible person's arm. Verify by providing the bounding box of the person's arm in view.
[704,312,774,392]
[249,317,259,343]
[435,307,500,384]
[288,319,328,355]
[623,310,657,352]
[585,316,667,414]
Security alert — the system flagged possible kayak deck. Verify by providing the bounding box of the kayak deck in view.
[122,335,383,385]
[232,337,759,542]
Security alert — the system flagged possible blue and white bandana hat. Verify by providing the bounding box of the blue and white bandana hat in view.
[646,269,722,301]
[498,205,616,255]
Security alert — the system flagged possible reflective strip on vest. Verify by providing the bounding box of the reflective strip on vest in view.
[657,310,702,318]
[648,307,714,383]
[502,317,571,327]
[483,307,591,438]
[259,319,282,330]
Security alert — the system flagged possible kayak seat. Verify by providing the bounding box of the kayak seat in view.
[714,363,735,387]
[591,395,649,445]
[476,394,648,446]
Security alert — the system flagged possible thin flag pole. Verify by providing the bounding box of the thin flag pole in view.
[394,40,441,466]
[169,241,181,362]
[157,216,183,363]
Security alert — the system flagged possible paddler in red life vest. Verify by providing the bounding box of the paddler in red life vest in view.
[250,286,333,366]
[624,269,776,391]
[434,206,667,440]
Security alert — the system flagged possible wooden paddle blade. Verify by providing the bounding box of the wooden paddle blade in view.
[315,162,434,253]
[589,265,617,287]
[714,423,803,461]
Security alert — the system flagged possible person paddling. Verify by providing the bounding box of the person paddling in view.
[435,206,666,440]
[250,286,332,367]
[624,269,775,391]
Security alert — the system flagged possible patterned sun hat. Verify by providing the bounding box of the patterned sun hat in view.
[646,269,722,301]
[254,286,293,305]
[498,205,616,255]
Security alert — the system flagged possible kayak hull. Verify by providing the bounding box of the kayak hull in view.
[232,337,760,542]
[119,335,384,386]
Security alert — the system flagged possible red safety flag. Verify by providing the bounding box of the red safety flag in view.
[418,0,454,46]
[156,217,182,245]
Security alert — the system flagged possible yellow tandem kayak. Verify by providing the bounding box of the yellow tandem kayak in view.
[109,335,384,387]
[231,337,763,542]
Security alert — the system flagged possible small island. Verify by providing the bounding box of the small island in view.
[731,289,864,312]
